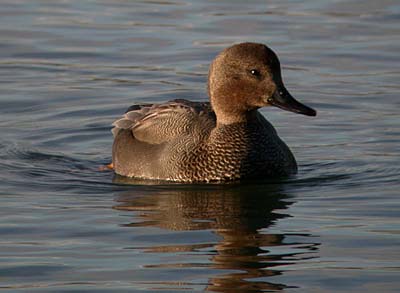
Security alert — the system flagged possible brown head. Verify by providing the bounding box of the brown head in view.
[208,42,316,124]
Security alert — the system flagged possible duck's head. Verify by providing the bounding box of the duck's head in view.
[208,42,316,124]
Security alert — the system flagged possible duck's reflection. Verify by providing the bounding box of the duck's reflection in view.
[113,177,318,292]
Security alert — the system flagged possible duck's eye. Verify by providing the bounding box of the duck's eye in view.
[250,69,261,77]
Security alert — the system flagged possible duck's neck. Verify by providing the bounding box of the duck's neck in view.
[215,109,259,125]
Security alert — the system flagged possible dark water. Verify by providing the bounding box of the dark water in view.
[1,0,399,292]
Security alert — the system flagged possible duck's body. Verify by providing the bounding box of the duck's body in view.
[111,43,316,183]
[112,99,296,182]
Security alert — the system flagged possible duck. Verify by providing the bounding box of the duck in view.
[111,42,316,183]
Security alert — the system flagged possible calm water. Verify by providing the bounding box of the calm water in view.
[1,0,399,292]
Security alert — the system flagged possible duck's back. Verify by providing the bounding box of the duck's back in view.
[112,99,216,180]
[112,99,297,182]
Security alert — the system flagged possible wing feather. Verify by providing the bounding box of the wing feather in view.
[112,99,215,144]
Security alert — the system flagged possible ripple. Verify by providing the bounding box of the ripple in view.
[0,0,399,291]
[0,141,115,195]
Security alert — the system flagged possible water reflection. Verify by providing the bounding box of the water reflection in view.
[113,179,319,292]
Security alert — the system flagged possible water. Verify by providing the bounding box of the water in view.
[1,0,399,291]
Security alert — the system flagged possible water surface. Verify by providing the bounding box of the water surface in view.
[1,0,399,292]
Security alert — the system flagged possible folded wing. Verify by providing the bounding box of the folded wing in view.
[112,99,216,145]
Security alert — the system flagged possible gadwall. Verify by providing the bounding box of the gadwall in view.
[111,42,316,182]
